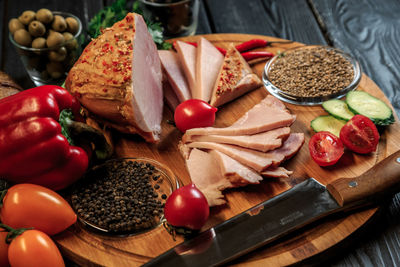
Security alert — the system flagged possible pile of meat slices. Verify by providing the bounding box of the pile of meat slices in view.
[179,95,305,206]
[159,37,262,110]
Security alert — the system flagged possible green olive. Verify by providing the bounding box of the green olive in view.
[18,10,36,25]
[63,32,78,50]
[13,29,32,47]
[46,62,64,79]
[52,15,67,32]
[28,21,46,37]
[46,32,64,48]
[48,46,67,62]
[65,17,79,35]
[8,18,24,34]
[32,37,47,49]
[36,8,53,24]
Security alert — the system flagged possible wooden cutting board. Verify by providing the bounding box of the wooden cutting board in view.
[55,34,400,266]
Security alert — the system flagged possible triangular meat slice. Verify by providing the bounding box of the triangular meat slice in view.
[186,148,231,206]
[210,150,262,186]
[261,167,293,178]
[210,43,262,107]
[158,50,191,102]
[185,95,296,136]
[175,41,196,97]
[194,37,224,101]
[182,127,291,152]
[187,133,304,172]
[163,81,180,111]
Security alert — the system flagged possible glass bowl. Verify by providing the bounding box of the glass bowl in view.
[9,11,82,86]
[262,45,361,105]
[70,157,181,236]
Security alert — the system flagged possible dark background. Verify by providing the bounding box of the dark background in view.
[1,0,400,266]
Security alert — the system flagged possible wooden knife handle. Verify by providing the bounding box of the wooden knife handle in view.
[327,150,400,207]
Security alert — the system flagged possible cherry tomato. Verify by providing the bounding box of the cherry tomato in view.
[0,230,10,267]
[340,115,379,154]
[309,131,344,166]
[164,184,209,230]
[8,230,64,267]
[174,99,217,132]
[1,184,77,236]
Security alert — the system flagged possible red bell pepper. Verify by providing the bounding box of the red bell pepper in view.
[0,85,89,190]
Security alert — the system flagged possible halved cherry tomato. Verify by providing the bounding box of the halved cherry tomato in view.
[8,230,64,267]
[0,230,10,267]
[340,115,379,154]
[164,184,209,230]
[309,131,344,166]
[0,184,77,236]
[174,99,217,132]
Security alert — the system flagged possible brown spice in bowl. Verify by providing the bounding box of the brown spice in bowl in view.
[268,47,354,97]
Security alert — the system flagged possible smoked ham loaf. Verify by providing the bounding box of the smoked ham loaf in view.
[66,13,163,143]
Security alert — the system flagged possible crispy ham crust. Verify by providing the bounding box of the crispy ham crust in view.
[66,13,163,143]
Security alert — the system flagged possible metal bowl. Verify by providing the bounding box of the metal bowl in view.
[262,45,361,106]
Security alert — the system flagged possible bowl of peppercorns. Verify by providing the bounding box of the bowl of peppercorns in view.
[71,157,181,236]
[262,45,361,105]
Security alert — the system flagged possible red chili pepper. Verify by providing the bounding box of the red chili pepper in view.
[241,51,274,61]
[0,85,89,190]
[235,39,293,52]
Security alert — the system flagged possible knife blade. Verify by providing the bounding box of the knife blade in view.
[144,150,400,266]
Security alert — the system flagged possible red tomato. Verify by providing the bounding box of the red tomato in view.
[309,131,344,166]
[8,230,64,267]
[174,99,217,132]
[0,230,10,267]
[1,184,77,236]
[164,184,209,230]
[340,115,379,154]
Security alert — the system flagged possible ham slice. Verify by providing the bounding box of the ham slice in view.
[182,127,291,152]
[185,95,296,136]
[261,167,293,178]
[187,133,305,172]
[186,148,231,206]
[66,13,163,143]
[210,43,262,107]
[175,41,196,97]
[210,150,262,186]
[194,37,224,101]
[158,50,191,102]
[163,82,180,111]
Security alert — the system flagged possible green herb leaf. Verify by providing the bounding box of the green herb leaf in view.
[59,109,75,145]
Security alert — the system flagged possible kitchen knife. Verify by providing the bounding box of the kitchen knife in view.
[144,150,400,266]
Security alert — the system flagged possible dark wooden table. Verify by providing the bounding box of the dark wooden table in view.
[1,0,400,266]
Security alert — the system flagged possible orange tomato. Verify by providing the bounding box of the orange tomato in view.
[0,230,10,267]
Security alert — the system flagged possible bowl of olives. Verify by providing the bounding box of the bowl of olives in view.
[8,9,82,86]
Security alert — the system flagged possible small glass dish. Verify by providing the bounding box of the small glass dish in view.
[9,11,82,86]
[262,45,361,105]
[70,157,181,236]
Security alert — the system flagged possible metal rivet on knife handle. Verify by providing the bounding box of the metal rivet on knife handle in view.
[348,181,358,188]
[326,150,400,207]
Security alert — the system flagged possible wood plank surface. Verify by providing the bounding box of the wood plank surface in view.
[54,34,400,266]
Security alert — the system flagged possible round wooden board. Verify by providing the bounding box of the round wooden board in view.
[55,34,400,266]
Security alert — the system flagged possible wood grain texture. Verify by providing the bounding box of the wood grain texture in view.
[54,34,400,266]
[204,0,327,45]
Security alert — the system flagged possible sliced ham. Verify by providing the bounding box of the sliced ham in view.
[163,81,180,111]
[261,167,293,178]
[187,133,305,172]
[186,148,231,206]
[194,37,224,101]
[158,50,191,102]
[66,13,163,143]
[185,95,296,136]
[210,43,262,107]
[175,41,197,98]
[210,150,262,185]
[182,127,291,152]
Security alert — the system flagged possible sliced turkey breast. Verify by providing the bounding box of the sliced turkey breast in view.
[175,41,197,98]
[261,167,293,178]
[194,37,224,101]
[182,127,290,152]
[185,95,296,136]
[187,133,304,172]
[66,13,163,143]
[158,50,191,102]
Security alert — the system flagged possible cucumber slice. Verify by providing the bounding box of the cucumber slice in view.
[310,115,347,137]
[322,99,354,121]
[346,91,394,126]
